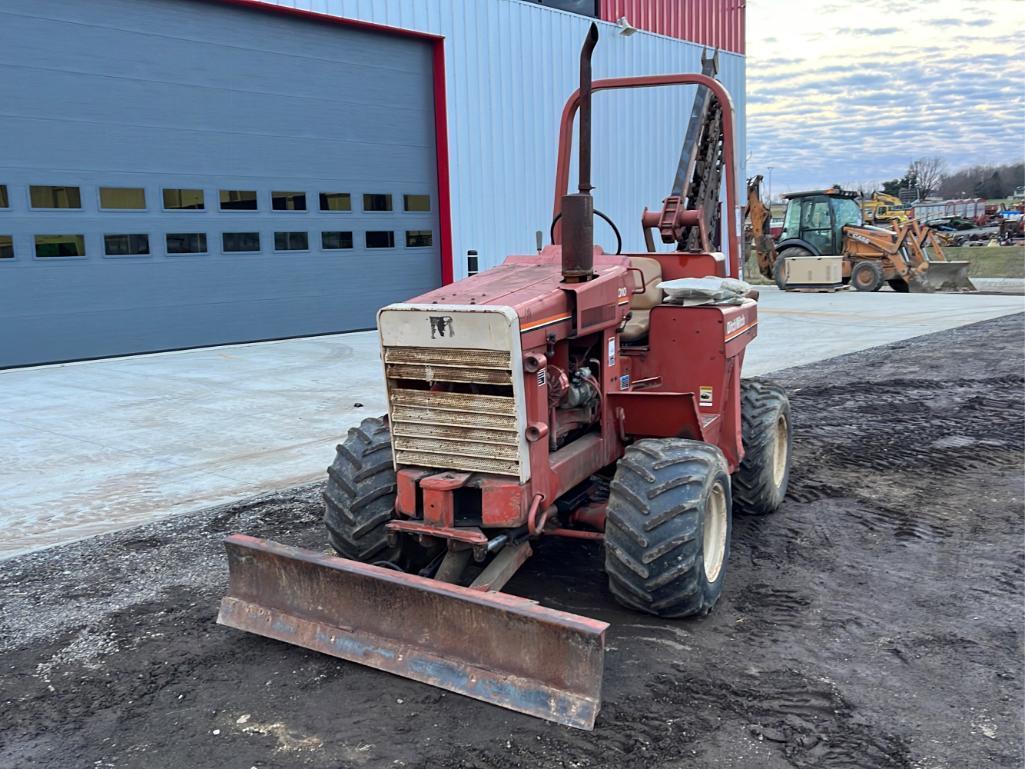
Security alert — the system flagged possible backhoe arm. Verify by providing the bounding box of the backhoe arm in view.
[745,175,778,280]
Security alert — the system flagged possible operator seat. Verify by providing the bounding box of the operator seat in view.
[621,256,663,343]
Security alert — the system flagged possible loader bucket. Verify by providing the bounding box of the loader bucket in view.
[909,261,975,293]
[217,534,608,730]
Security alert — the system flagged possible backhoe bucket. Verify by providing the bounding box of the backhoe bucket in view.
[909,261,975,293]
[217,534,608,729]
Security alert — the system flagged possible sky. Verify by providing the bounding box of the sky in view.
[744,0,1025,196]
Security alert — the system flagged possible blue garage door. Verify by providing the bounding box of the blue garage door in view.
[0,0,441,367]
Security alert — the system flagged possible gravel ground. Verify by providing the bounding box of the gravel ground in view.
[1,314,1022,769]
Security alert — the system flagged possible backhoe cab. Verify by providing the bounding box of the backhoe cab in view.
[776,187,862,260]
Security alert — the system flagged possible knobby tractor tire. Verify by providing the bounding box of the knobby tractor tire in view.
[774,247,813,290]
[733,379,792,516]
[887,278,910,293]
[323,416,402,563]
[605,439,733,618]
[850,260,884,292]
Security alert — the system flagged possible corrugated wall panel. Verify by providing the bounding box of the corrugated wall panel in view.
[250,0,746,277]
[600,0,745,54]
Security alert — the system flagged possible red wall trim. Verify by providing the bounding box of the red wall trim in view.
[209,0,454,285]
[599,0,745,55]
[431,43,455,285]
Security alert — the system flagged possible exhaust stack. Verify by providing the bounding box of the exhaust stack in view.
[561,23,599,283]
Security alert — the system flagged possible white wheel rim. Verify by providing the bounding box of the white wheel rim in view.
[703,482,728,582]
[772,412,789,488]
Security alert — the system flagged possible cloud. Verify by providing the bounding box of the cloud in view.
[924,17,994,26]
[838,27,900,36]
[744,0,1025,192]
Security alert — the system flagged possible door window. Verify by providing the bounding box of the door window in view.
[781,200,802,240]
[800,197,833,254]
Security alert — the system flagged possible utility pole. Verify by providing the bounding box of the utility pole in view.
[767,166,774,207]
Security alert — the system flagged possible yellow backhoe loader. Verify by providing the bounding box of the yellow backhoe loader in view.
[745,177,974,293]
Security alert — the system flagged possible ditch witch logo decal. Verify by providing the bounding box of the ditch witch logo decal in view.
[429,316,454,339]
[725,314,747,335]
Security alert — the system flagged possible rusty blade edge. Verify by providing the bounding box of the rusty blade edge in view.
[223,534,610,635]
[217,596,602,730]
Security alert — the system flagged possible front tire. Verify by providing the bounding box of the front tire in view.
[605,440,732,618]
[887,278,910,292]
[774,247,813,290]
[851,260,884,292]
[733,379,792,515]
[323,416,401,563]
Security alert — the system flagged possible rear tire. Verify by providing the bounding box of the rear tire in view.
[323,416,402,563]
[851,260,884,292]
[605,440,732,618]
[887,278,910,292]
[774,247,813,290]
[733,379,792,515]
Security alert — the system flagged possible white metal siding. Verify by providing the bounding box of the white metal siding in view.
[256,0,746,277]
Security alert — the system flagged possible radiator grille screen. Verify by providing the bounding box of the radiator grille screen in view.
[384,346,520,476]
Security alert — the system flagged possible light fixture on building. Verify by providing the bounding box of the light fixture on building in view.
[616,16,637,36]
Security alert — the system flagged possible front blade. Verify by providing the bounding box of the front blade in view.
[217,534,608,730]
[910,261,975,292]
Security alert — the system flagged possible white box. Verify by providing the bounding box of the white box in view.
[783,255,843,288]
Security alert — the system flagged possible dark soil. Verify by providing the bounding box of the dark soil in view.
[2,314,1023,769]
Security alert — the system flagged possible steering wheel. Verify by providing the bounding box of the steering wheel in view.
[550,208,623,255]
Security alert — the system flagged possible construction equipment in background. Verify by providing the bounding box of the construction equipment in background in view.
[843,219,974,292]
[219,26,794,730]
[998,208,1024,244]
[861,191,910,225]
[744,179,841,291]
[745,174,777,282]
[746,179,975,293]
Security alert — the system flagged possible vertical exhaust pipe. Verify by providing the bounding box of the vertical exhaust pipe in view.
[561,23,599,283]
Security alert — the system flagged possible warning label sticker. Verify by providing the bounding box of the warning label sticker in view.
[699,385,714,407]
[537,368,546,387]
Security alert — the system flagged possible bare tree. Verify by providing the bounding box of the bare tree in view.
[907,157,947,198]
[938,162,1025,199]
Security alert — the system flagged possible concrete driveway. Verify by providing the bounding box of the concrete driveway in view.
[2,288,1022,558]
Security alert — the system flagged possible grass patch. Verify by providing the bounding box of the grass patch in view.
[943,246,1024,278]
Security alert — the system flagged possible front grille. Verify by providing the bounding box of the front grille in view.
[384,346,520,477]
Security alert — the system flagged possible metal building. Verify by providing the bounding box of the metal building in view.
[0,0,746,368]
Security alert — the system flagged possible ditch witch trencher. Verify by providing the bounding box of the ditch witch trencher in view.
[218,24,792,730]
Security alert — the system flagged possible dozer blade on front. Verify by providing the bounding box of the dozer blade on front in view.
[217,534,608,730]
[910,261,975,293]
